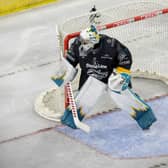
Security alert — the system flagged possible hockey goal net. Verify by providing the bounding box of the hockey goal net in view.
[35,1,168,121]
[62,1,168,107]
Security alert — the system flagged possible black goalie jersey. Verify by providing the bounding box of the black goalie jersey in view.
[66,34,132,89]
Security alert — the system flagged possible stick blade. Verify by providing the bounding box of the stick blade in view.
[76,121,90,133]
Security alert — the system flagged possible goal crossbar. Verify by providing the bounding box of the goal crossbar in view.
[64,8,168,52]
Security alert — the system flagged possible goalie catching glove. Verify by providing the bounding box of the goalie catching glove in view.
[116,66,131,91]
[109,67,131,93]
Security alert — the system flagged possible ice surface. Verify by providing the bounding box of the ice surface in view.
[57,96,168,158]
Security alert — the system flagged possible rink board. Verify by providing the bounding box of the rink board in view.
[0,0,59,16]
[56,96,168,158]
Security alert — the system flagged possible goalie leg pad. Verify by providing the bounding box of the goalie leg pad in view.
[61,107,85,129]
[75,76,107,114]
[108,84,157,130]
[130,106,157,130]
[129,91,157,129]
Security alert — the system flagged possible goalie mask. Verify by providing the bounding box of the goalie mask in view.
[80,25,100,51]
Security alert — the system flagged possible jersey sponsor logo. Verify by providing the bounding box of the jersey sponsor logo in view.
[87,57,108,69]
[119,60,131,65]
[118,51,128,62]
[87,69,108,80]
[86,63,107,69]
[101,54,112,60]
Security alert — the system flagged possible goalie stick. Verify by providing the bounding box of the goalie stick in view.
[66,82,90,133]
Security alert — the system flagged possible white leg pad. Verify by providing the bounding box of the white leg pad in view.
[108,88,149,115]
[75,76,107,114]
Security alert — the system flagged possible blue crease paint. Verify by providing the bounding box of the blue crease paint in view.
[56,96,168,158]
